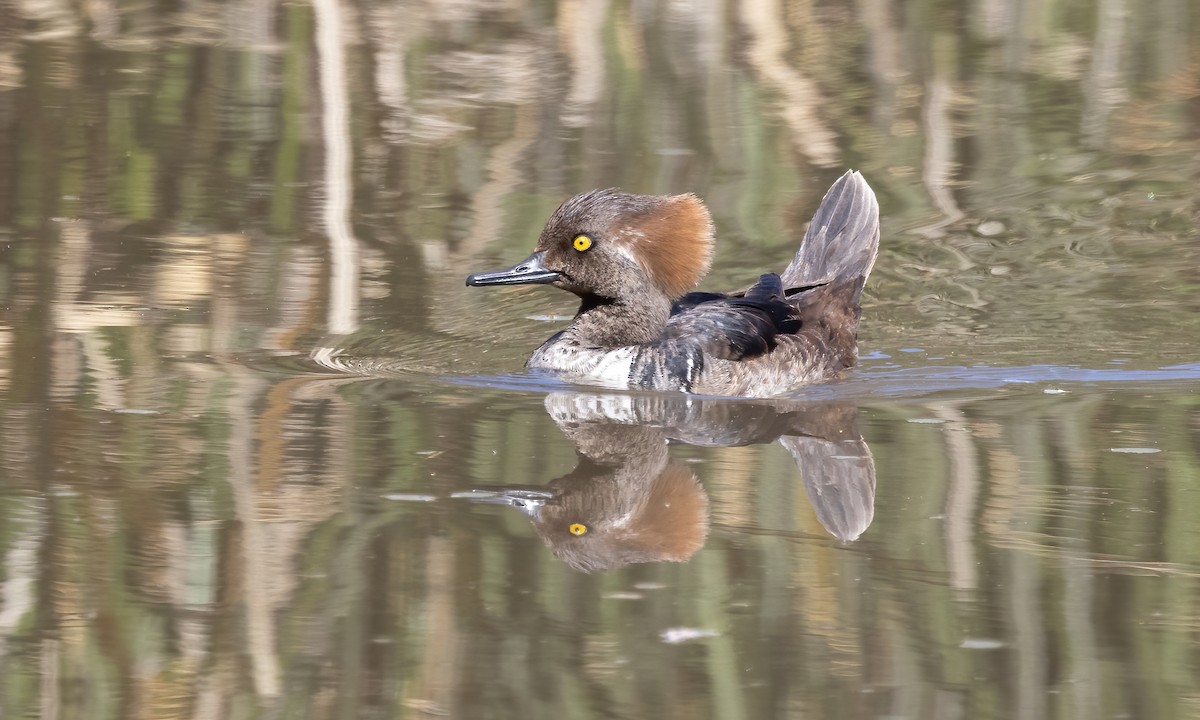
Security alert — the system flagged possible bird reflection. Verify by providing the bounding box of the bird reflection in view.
[455,393,876,572]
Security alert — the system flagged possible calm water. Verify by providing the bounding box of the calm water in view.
[2,0,1200,718]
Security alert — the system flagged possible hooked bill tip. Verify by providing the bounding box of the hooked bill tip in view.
[466,252,561,287]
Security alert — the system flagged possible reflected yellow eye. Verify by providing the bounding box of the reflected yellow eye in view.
[569,523,587,536]
[572,235,593,252]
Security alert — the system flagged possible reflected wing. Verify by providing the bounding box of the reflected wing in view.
[779,434,876,542]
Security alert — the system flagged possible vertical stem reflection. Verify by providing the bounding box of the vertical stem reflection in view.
[312,0,359,335]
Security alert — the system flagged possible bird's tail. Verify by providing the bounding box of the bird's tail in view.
[780,170,880,304]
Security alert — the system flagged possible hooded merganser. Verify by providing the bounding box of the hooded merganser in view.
[466,170,880,397]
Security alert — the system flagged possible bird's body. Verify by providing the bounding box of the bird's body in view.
[467,170,880,398]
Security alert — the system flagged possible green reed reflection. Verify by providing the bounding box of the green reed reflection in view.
[1,373,1198,718]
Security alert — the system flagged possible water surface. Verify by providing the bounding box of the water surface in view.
[1,1,1199,718]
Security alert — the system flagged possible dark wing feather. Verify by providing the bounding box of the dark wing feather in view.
[664,274,799,361]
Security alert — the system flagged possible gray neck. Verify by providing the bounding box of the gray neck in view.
[564,288,672,348]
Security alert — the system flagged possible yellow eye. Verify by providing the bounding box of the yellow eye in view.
[572,235,592,252]
[569,523,587,536]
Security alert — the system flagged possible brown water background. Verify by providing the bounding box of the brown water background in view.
[1,0,1200,718]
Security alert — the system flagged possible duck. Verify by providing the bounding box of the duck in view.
[466,170,880,397]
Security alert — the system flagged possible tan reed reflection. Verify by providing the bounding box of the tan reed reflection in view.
[738,0,840,169]
[313,0,360,336]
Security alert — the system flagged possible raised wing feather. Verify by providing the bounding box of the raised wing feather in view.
[664,274,800,361]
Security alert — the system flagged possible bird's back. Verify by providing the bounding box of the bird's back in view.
[634,171,880,396]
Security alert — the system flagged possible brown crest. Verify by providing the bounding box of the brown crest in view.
[612,194,715,298]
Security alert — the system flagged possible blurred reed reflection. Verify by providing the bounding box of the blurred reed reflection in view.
[1,0,1199,717]
[2,0,1197,378]
[0,365,1198,717]
[441,393,875,571]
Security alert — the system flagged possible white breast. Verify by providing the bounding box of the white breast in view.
[529,338,637,389]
